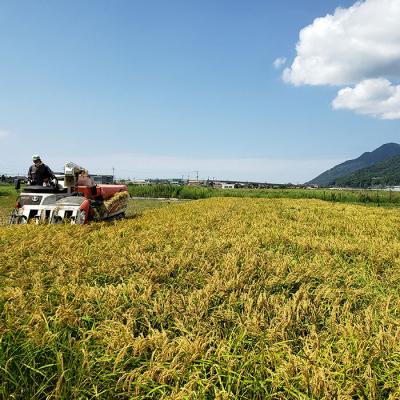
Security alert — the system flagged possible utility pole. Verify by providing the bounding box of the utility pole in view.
[112,167,115,182]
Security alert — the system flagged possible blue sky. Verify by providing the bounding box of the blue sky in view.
[0,0,399,182]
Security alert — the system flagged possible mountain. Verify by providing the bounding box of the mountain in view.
[335,155,400,188]
[307,143,400,186]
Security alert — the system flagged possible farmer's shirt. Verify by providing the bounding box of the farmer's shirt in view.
[28,163,55,185]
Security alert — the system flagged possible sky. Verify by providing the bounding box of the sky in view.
[0,0,399,183]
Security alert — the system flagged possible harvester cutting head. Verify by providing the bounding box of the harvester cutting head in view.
[9,162,128,225]
[9,181,91,225]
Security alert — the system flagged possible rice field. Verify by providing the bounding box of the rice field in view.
[1,197,400,399]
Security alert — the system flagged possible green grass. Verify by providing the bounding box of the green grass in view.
[0,183,17,203]
[0,184,18,224]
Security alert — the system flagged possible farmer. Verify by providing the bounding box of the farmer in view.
[28,155,56,186]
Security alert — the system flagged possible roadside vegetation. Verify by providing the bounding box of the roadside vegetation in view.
[1,197,400,398]
[128,183,400,206]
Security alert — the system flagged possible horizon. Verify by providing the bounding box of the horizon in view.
[3,142,399,184]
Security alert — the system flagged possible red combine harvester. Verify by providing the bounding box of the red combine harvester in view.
[9,162,129,224]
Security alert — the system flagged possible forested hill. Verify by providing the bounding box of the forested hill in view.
[335,155,400,188]
[307,143,400,186]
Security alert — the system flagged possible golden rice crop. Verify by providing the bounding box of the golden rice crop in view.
[1,198,400,399]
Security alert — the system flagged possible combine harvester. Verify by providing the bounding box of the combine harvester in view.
[9,162,129,224]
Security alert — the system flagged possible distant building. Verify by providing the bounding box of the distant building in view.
[130,179,150,185]
[221,183,235,189]
[213,182,235,189]
[187,179,203,186]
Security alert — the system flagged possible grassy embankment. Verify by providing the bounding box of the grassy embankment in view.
[128,184,400,206]
[1,197,400,398]
[0,184,18,224]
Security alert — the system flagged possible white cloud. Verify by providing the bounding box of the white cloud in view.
[283,0,400,86]
[273,57,287,69]
[282,0,400,119]
[332,78,400,119]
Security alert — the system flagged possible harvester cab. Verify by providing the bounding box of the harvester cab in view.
[9,162,129,225]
